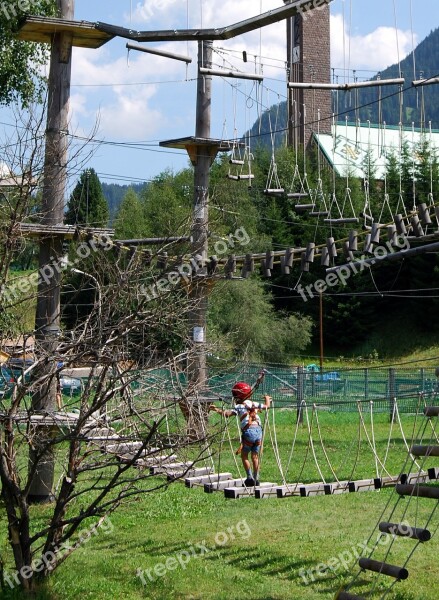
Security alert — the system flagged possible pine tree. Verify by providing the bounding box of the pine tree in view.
[65,168,109,227]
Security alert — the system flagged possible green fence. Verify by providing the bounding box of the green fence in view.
[205,363,439,414]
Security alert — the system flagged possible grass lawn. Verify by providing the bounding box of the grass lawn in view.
[1,412,438,599]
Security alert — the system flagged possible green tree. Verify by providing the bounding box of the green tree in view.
[0,0,56,106]
[208,277,312,362]
[65,168,109,227]
[114,188,145,239]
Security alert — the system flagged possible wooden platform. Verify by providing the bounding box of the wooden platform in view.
[17,17,114,49]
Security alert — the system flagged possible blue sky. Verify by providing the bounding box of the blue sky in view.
[2,0,439,190]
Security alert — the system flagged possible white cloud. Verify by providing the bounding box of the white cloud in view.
[331,13,417,73]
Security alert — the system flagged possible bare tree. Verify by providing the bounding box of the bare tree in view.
[0,114,215,594]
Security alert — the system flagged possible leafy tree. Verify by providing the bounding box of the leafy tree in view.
[65,168,109,227]
[0,0,56,106]
[208,277,312,362]
[114,188,146,239]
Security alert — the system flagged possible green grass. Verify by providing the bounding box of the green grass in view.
[1,411,438,599]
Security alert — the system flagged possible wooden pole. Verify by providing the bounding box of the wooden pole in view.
[187,41,213,427]
[28,0,74,504]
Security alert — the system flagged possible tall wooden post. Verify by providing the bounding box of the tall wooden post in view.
[28,0,74,504]
[187,41,213,395]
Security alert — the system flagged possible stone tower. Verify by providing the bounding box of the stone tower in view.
[285,0,332,148]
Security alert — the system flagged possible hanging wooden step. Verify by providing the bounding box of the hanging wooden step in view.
[348,478,381,493]
[287,192,308,199]
[394,214,408,236]
[264,188,285,196]
[324,218,359,225]
[295,203,315,210]
[411,445,439,457]
[418,203,432,226]
[254,484,281,498]
[424,406,439,417]
[358,557,408,580]
[227,174,240,180]
[230,159,245,165]
[150,461,193,475]
[396,483,439,500]
[185,472,232,488]
[410,215,424,237]
[379,522,431,542]
[276,483,303,498]
[167,466,213,481]
[224,482,277,499]
[309,211,330,217]
[204,478,244,493]
[238,174,254,180]
[137,454,178,467]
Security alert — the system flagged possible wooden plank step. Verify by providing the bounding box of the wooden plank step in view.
[185,472,232,488]
[85,427,120,441]
[254,484,280,499]
[150,461,193,475]
[401,471,429,485]
[424,406,439,417]
[105,442,157,455]
[358,557,408,580]
[167,466,213,481]
[204,478,244,493]
[380,475,400,488]
[379,521,431,542]
[324,481,350,495]
[276,483,303,498]
[396,483,439,500]
[136,454,177,468]
[300,483,327,497]
[348,478,381,493]
[224,482,277,499]
[411,445,439,457]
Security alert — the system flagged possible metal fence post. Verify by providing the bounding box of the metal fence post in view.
[297,366,305,424]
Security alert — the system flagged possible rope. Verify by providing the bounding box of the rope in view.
[314,408,340,483]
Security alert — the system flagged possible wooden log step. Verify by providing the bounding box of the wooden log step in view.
[424,406,439,417]
[224,482,277,499]
[396,483,439,500]
[336,592,365,600]
[185,472,232,488]
[229,159,244,165]
[276,484,303,498]
[167,466,213,481]
[150,461,193,475]
[348,478,381,493]
[239,174,254,180]
[411,445,439,457]
[358,557,408,580]
[85,427,120,441]
[379,521,431,542]
[227,175,240,180]
[204,478,244,493]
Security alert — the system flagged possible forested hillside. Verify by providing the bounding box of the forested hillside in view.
[244,27,439,151]
[102,181,148,222]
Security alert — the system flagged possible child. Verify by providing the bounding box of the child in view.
[210,381,271,487]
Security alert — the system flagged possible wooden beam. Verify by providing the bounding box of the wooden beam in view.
[95,0,333,42]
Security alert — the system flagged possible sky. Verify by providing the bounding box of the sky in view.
[1,0,439,190]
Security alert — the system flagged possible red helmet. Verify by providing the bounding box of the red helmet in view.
[232,381,252,400]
